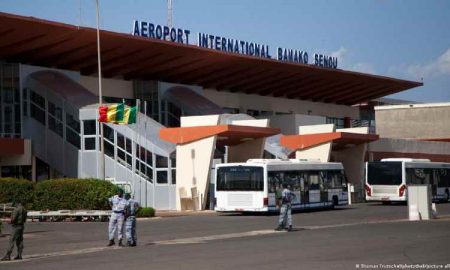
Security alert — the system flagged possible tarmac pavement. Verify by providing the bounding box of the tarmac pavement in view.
[0,202,449,270]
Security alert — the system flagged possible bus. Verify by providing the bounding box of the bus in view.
[214,159,348,212]
[365,158,450,203]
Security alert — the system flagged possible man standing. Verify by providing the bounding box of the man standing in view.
[107,189,127,247]
[124,193,140,247]
[275,184,296,232]
[1,201,27,261]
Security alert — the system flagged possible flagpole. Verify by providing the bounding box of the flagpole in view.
[96,0,105,180]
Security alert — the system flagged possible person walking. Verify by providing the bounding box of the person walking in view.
[107,189,127,247]
[1,201,27,261]
[275,184,296,232]
[124,193,140,247]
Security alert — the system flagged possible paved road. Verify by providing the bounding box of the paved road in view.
[1,203,449,270]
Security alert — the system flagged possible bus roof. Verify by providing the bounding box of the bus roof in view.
[246,158,323,165]
[216,159,344,170]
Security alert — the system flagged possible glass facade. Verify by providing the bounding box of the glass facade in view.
[0,63,21,138]
[95,123,174,186]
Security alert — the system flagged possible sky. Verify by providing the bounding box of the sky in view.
[1,0,449,102]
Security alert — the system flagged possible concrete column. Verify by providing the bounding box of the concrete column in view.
[31,155,37,183]
[175,115,220,211]
[295,124,335,162]
[227,119,269,163]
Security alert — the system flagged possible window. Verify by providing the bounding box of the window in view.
[126,138,132,154]
[84,137,96,150]
[156,154,168,168]
[117,148,125,162]
[146,150,153,167]
[30,91,45,108]
[48,102,62,121]
[103,124,114,142]
[326,117,345,129]
[23,88,28,117]
[48,116,63,137]
[117,133,125,149]
[30,103,45,125]
[48,101,63,137]
[104,139,114,158]
[83,120,96,135]
[217,166,264,191]
[368,162,402,185]
[268,171,303,193]
[170,153,176,168]
[438,169,450,187]
[406,168,433,185]
[171,169,176,184]
[321,170,346,189]
[66,113,80,133]
[156,170,168,184]
[66,127,80,149]
[222,107,239,114]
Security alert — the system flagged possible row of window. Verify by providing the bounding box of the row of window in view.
[406,168,450,187]
[28,90,81,149]
[0,64,21,138]
[26,90,175,185]
[100,124,175,185]
[268,170,347,193]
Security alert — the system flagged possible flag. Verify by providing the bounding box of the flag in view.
[98,103,137,124]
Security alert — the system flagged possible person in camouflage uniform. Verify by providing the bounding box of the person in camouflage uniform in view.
[1,201,27,261]
[124,193,140,247]
[107,189,127,247]
[275,184,296,232]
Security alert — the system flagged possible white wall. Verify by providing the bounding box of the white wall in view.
[80,75,133,99]
[295,124,335,162]
[266,114,326,135]
[203,89,360,119]
[368,138,450,155]
[175,115,220,210]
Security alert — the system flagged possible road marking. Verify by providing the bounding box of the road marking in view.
[0,246,123,264]
[153,229,285,245]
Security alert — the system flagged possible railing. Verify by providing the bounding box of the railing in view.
[350,119,376,134]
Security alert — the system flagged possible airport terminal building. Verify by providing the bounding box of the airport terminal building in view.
[1,12,449,210]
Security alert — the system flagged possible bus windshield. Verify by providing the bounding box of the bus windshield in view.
[217,166,264,191]
[367,162,402,185]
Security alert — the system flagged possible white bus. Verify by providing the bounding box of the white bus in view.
[365,158,450,203]
[214,159,348,212]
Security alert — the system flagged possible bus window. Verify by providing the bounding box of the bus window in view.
[438,169,449,187]
[407,168,433,185]
[285,171,301,192]
[268,171,282,193]
[217,166,264,191]
[368,162,402,185]
[308,172,321,190]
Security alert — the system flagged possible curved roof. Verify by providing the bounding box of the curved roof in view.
[0,12,422,105]
[27,70,98,108]
[162,86,223,115]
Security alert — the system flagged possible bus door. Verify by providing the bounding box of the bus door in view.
[431,170,437,197]
[308,172,321,203]
[319,171,328,202]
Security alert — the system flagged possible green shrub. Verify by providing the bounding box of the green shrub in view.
[136,207,155,218]
[33,178,120,210]
[0,178,34,207]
